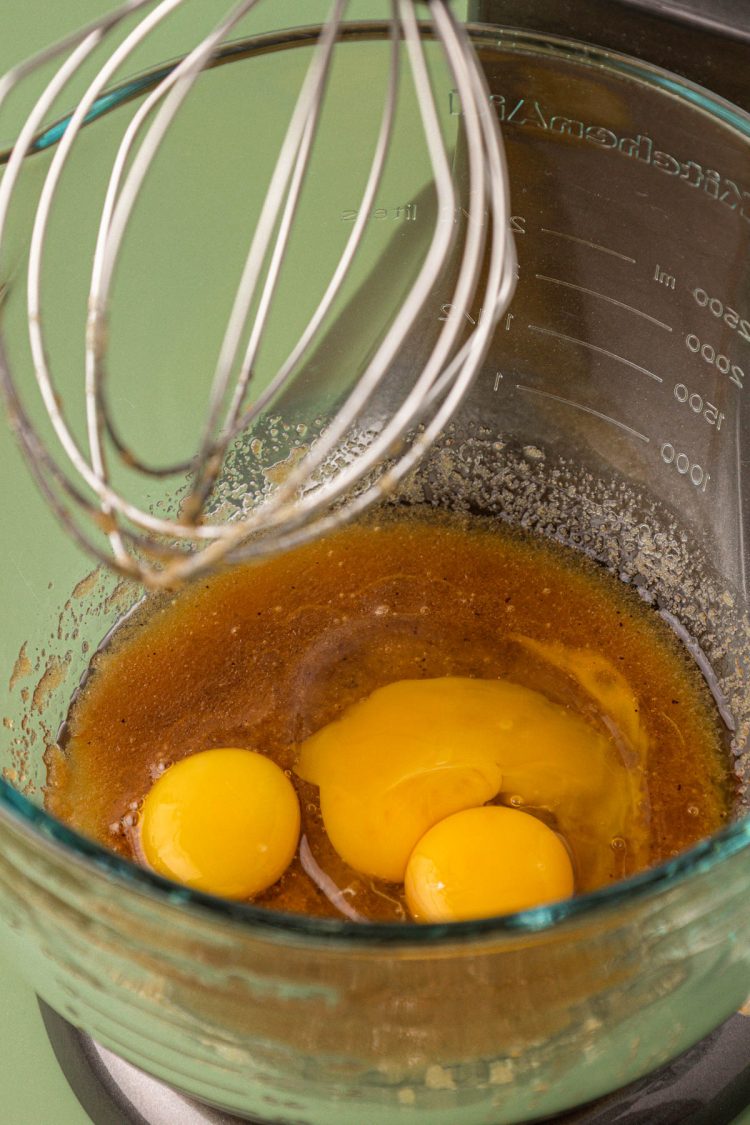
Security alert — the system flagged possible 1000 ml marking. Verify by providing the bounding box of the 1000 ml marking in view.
[661,442,710,491]
[693,287,750,345]
[685,333,744,389]
[673,383,725,430]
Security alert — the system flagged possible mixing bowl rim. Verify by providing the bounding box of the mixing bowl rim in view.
[2,20,750,946]
[2,778,749,945]
[5,20,750,164]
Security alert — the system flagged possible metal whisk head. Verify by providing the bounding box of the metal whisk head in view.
[0,1,515,588]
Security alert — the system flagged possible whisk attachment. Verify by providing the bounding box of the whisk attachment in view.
[0,1,516,587]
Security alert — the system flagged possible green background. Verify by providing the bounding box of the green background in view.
[0,3,748,1124]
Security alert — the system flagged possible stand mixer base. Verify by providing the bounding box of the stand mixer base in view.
[38,1000,750,1125]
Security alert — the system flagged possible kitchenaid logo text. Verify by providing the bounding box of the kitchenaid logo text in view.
[449,91,750,224]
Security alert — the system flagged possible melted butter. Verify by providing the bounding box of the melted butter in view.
[45,509,734,921]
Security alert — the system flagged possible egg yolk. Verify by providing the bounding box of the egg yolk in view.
[405,805,575,922]
[295,674,643,886]
[138,748,300,899]
[296,678,505,882]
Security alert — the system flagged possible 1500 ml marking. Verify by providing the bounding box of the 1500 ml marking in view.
[673,383,725,430]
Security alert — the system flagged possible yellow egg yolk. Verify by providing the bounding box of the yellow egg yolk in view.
[295,673,645,886]
[296,678,504,882]
[405,806,575,922]
[138,748,300,899]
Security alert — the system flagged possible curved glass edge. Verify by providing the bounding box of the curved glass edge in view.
[1,21,750,948]
[0,26,372,165]
[476,22,750,137]
[3,762,750,950]
[5,21,750,167]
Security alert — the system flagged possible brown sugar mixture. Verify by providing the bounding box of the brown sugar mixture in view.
[45,509,733,922]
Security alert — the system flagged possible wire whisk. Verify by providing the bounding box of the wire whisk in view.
[0,0,515,587]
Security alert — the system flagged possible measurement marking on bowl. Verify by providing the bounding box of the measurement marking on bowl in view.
[540,228,636,263]
[516,384,650,443]
[535,275,673,332]
[528,325,663,383]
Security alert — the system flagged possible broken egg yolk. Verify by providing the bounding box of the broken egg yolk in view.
[296,678,504,882]
[138,748,300,899]
[405,805,575,922]
[295,674,645,888]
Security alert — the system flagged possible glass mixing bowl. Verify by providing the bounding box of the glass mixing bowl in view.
[1,22,750,1125]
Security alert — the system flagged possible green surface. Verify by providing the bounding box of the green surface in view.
[0,958,87,1124]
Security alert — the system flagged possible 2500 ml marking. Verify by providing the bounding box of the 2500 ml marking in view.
[693,287,750,345]
[673,383,725,430]
[685,333,744,389]
[661,442,710,491]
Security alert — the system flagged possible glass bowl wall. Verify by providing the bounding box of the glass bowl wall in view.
[1,25,750,1125]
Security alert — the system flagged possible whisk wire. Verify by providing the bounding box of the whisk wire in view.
[224,0,511,541]
[222,0,517,564]
[26,0,193,573]
[0,2,168,573]
[0,1,517,586]
[90,1,266,481]
[180,0,351,520]
[223,9,400,449]
[88,0,267,547]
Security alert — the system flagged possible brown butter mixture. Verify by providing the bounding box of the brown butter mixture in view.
[46,510,733,921]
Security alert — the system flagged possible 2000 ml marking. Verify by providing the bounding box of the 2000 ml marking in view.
[685,333,744,390]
